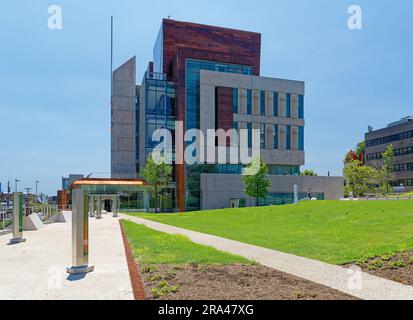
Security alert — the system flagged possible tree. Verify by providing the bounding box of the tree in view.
[343,160,378,197]
[300,169,318,177]
[378,144,395,195]
[243,157,271,206]
[344,150,359,164]
[356,141,366,164]
[142,157,173,213]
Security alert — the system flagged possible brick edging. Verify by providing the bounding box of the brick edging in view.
[119,219,147,300]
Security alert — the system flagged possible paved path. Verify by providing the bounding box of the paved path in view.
[121,214,413,300]
[0,214,133,300]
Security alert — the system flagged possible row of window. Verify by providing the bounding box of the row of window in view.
[233,88,304,119]
[233,122,304,150]
[366,130,413,147]
[198,164,300,176]
[366,146,413,161]
[393,163,413,172]
[394,179,413,187]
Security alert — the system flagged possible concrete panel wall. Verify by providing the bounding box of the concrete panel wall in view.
[200,174,344,210]
[111,57,137,179]
[200,70,305,167]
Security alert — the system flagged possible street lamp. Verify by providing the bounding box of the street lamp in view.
[14,179,20,193]
[35,180,40,197]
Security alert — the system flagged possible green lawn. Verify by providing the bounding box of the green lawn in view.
[126,200,413,265]
[122,220,252,265]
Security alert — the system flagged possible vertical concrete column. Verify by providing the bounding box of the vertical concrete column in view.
[239,89,247,114]
[67,190,94,275]
[291,126,299,151]
[96,196,102,219]
[291,94,299,119]
[278,93,286,118]
[294,185,299,205]
[89,195,95,217]
[252,90,260,115]
[265,91,274,116]
[9,192,26,244]
[112,196,118,218]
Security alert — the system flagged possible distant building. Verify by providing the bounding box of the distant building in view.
[365,117,413,192]
[62,174,84,190]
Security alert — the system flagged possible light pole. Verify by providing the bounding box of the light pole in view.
[35,180,40,197]
[14,179,20,193]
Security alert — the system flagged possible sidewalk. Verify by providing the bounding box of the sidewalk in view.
[121,214,413,300]
[0,215,133,300]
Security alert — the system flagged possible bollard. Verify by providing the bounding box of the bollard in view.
[294,185,299,205]
[67,190,94,275]
[9,193,26,243]
[9,192,26,244]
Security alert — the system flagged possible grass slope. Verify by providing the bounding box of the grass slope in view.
[127,200,413,265]
[122,220,252,265]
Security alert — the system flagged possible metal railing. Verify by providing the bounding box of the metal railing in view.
[358,193,413,201]
[0,206,13,235]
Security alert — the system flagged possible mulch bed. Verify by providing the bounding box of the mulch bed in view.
[139,264,356,300]
[345,251,413,286]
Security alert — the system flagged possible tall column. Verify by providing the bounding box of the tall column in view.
[67,189,94,275]
[96,196,102,219]
[89,195,95,217]
[112,196,118,217]
[9,192,26,244]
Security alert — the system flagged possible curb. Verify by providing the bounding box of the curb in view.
[119,219,147,300]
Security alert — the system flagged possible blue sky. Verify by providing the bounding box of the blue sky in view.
[0,0,412,195]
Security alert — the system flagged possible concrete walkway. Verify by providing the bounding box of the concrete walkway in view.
[0,215,133,300]
[121,214,413,300]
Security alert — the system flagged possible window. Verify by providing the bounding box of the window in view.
[286,94,291,118]
[286,125,291,150]
[366,130,413,147]
[233,88,238,114]
[247,123,252,148]
[273,92,278,117]
[247,90,252,115]
[298,95,304,119]
[260,124,265,148]
[298,126,304,150]
[274,124,278,149]
[260,91,266,116]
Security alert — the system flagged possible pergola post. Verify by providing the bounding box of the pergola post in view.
[112,196,118,217]
[9,192,26,244]
[96,196,102,219]
[67,189,94,275]
[89,195,95,217]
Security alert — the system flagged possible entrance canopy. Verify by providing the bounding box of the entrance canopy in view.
[70,179,146,195]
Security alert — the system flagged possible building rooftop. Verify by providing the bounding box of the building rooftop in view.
[387,116,413,127]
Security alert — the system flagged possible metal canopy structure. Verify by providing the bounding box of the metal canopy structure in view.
[71,178,146,194]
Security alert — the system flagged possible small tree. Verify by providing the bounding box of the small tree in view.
[343,159,378,197]
[356,141,366,164]
[243,157,271,206]
[300,169,318,177]
[142,157,173,213]
[378,144,395,195]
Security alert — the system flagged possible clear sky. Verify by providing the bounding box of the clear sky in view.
[0,0,412,195]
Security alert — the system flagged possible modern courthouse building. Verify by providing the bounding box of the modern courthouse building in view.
[365,117,413,192]
[111,19,343,212]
